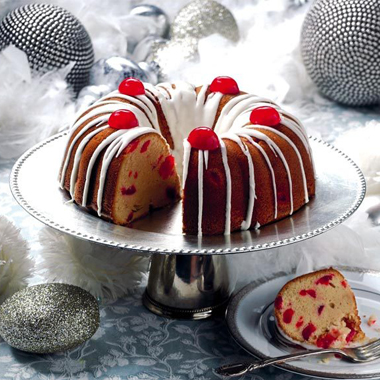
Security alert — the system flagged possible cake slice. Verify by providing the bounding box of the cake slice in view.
[62,108,181,226]
[274,268,365,348]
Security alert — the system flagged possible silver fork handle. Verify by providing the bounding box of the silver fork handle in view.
[215,348,342,377]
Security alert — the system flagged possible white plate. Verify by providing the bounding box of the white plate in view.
[226,267,380,379]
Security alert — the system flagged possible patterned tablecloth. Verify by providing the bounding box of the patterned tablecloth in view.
[0,101,379,380]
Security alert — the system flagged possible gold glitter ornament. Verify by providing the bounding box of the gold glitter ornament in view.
[171,0,240,44]
[0,283,99,354]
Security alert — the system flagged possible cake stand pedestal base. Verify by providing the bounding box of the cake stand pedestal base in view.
[143,254,232,320]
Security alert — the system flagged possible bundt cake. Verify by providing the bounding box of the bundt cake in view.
[275,268,365,348]
[60,76,315,235]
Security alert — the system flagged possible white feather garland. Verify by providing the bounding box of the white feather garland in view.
[0,215,33,304]
[0,46,75,161]
[37,227,149,303]
[334,121,380,196]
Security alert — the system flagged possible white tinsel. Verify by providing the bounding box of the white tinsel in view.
[0,215,33,304]
[37,227,149,302]
[0,46,76,161]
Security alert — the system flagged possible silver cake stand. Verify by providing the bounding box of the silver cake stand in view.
[10,132,366,319]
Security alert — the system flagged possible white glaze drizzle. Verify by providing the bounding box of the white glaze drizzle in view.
[182,140,191,189]
[256,125,309,203]
[233,126,295,214]
[197,150,204,236]
[222,133,255,230]
[220,139,232,235]
[144,82,223,175]
[204,150,209,169]
[240,133,278,219]
[70,125,109,197]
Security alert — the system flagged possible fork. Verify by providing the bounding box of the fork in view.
[215,338,380,377]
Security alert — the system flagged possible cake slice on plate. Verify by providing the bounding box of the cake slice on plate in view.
[274,268,365,348]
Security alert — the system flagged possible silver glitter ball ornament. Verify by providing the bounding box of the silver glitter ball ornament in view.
[130,4,170,39]
[0,283,99,354]
[171,0,239,44]
[301,0,380,106]
[89,56,150,91]
[133,35,169,62]
[0,4,94,95]
[148,38,199,69]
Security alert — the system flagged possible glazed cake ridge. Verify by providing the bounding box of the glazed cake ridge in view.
[59,78,316,235]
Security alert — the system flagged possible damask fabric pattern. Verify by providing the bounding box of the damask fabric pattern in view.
[0,296,250,380]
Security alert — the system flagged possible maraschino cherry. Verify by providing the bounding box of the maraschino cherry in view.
[250,106,281,126]
[210,76,239,95]
[118,77,145,96]
[109,110,139,129]
[188,127,220,150]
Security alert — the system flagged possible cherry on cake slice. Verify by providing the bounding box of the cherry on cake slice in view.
[274,268,365,348]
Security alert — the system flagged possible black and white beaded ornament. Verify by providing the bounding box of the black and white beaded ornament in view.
[301,0,380,106]
[0,3,94,94]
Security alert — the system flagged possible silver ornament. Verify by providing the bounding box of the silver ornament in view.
[133,35,168,62]
[130,4,170,39]
[0,4,94,94]
[89,56,149,91]
[171,0,239,43]
[0,283,99,354]
[301,0,380,106]
[137,61,161,84]
[77,84,112,111]
[148,38,199,70]
[289,0,310,7]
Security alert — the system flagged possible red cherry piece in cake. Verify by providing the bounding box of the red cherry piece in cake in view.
[121,185,136,195]
[118,77,145,96]
[127,211,134,223]
[274,296,283,310]
[299,289,316,298]
[126,139,140,153]
[346,329,356,343]
[296,317,304,328]
[318,305,325,315]
[316,274,334,286]
[302,323,317,340]
[250,106,281,127]
[341,281,347,288]
[187,127,220,150]
[140,140,151,153]
[209,76,239,95]
[109,110,139,130]
[159,155,175,180]
[316,333,336,349]
[283,308,295,324]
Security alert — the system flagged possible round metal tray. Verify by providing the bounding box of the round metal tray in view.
[10,132,365,255]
